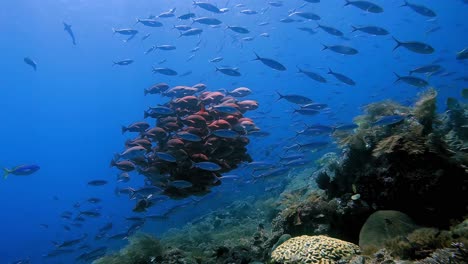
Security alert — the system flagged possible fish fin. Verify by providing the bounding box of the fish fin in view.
[253,52,261,61]
[392,36,402,51]
[3,168,10,179]
[393,72,401,83]
[321,44,328,51]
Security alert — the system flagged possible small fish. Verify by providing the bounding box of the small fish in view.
[135,18,163,27]
[63,22,76,45]
[322,44,358,55]
[227,26,250,34]
[269,1,283,7]
[79,210,101,217]
[155,152,177,162]
[133,198,153,212]
[401,1,436,17]
[351,25,388,35]
[108,232,128,240]
[216,67,241,76]
[280,17,296,23]
[87,197,101,203]
[177,132,202,142]
[112,28,138,35]
[301,103,328,110]
[178,12,196,20]
[293,109,320,115]
[193,17,222,25]
[3,164,40,179]
[327,68,355,86]
[372,115,405,126]
[173,25,192,31]
[456,47,468,60]
[113,59,134,66]
[317,24,343,36]
[144,46,156,55]
[392,37,434,54]
[117,172,130,182]
[213,105,239,114]
[179,28,203,37]
[87,180,108,186]
[297,66,327,83]
[276,91,313,104]
[158,8,176,18]
[212,129,239,138]
[253,52,286,71]
[240,9,257,15]
[169,180,193,189]
[141,33,151,41]
[193,1,222,13]
[344,0,384,13]
[394,72,429,87]
[290,11,320,20]
[24,57,37,71]
[152,67,178,76]
[335,123,358,130]
[110,160,136,171]
[409,64,441,75]
[193,161,222,171]
[210,57,223,63]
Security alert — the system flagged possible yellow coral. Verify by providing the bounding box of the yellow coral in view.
[270,235,360,264]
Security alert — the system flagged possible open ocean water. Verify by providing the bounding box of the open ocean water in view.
[1,1,467,263]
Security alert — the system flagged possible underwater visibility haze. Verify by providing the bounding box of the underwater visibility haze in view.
[1,0,468,263]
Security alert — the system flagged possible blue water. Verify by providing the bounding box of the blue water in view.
[1,0,467,263]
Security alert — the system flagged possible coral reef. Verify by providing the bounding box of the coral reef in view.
[94,234,163,264]
[358,210,418,255]
[315,91,467,230]
[270,235,360,264]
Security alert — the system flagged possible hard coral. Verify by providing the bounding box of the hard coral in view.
[270,235,360,264]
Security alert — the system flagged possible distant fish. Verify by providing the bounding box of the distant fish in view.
[178,12,196,20]
[240,9,257,15]
[156,44,176,51]
[135,18,163,27]
[158,8,176,18]
[456,47,468,60]
[113,59,134,66]
[351,25,389,35]
[152,67,178,76]
[212,129,239,138]
[193,1,222,13]
[3,164,40,179]
[141,33,151,41]
[169,180,193,189]
[297,27,317,35]
[327,68,356,86]
[317,24,343,36]
[289,11,320,20]
[276,91,313,104]
[344,0,384,13]
[210,56,223,63]
[226,26,250,34]
[394,72,429,87]
[87,180,108,186]
[24,57,37,71]
[63,22,76,45]
[253,52,286,71]
[409,64,441,75]
[179,28,203,37]
[269,1,283,7]
[193,161,222,171]
[372,115,405,126]
[322,44,358,55]
[112,28,138,35]
[401,1,436,17]
[193,17,222,25]
[173,25,192,31]
[392,37,434,54]
[297,66,327,83]
[293,108,320,115]
[216,67,241,76]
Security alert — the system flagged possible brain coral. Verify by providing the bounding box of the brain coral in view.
[270,235,360,264]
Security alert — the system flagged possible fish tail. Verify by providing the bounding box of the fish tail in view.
[393,72,401,83]
[400,0,408,7]
[327,68,333,74]
[344,0,350,6]
[121,126,127,134]
[275,91,283,101]
[215,67,219,72]
[112,28,116,35]
[110,159,116,168]
[295,65,303,73]
[321,44,328,51]
[351,25,358,32]
[143,110,149,119]
[144,89,148,96]
[3,168,10,179]
[392,36,402,51]
[134,18,140,26]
